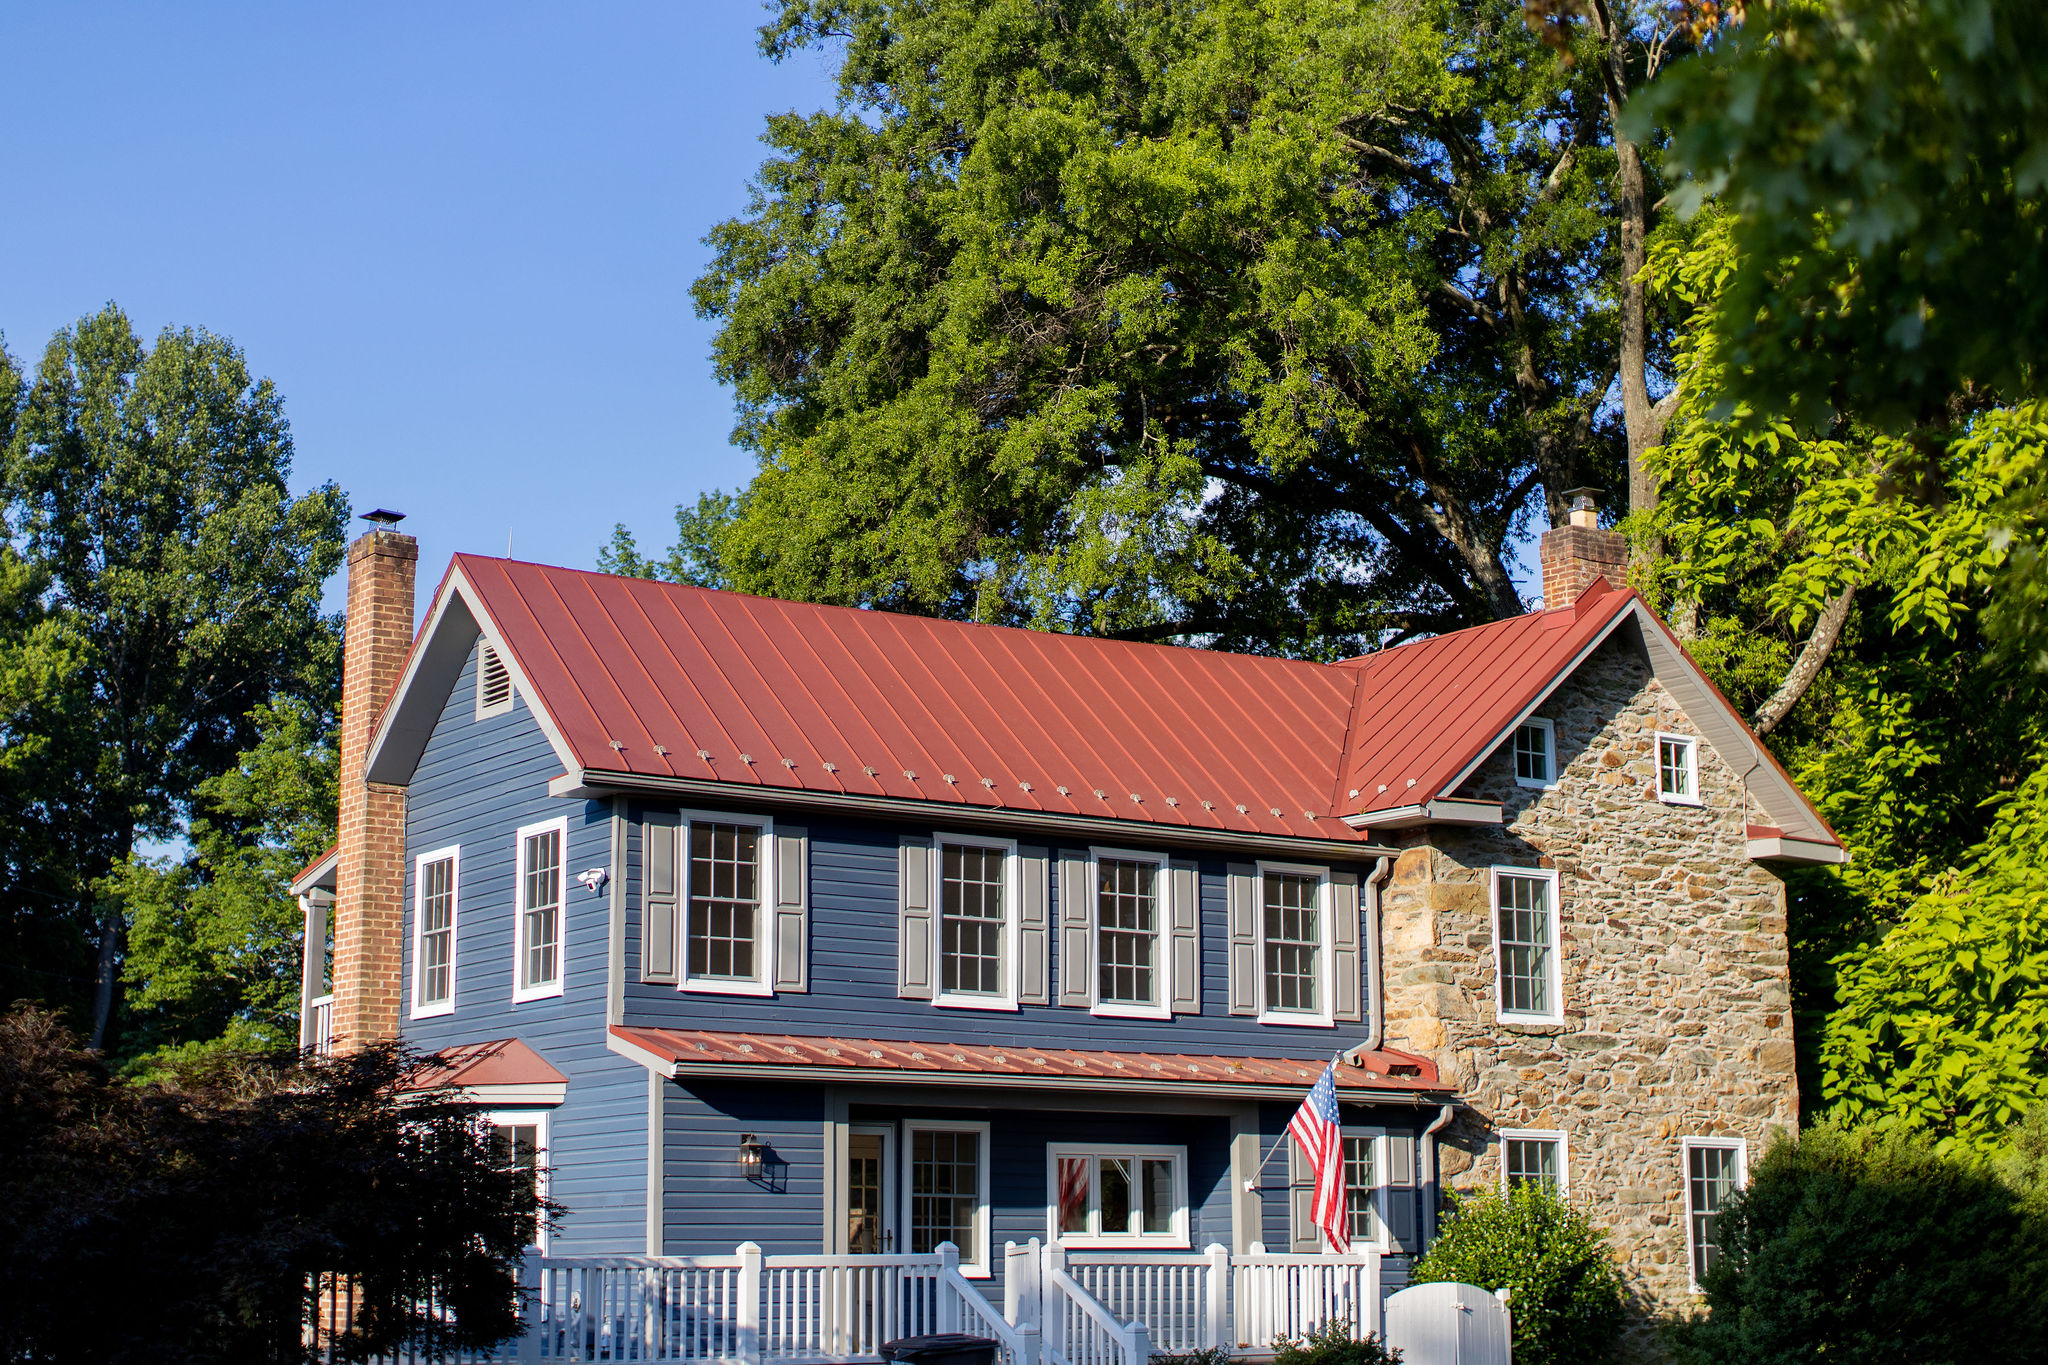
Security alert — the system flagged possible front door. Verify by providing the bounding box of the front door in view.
[848,1124,896,1253]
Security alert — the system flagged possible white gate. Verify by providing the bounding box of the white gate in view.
[1383,1283,1512,1365]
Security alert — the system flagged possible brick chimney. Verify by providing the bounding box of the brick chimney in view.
[1539,487,1627,608]
[330,511,418,1051]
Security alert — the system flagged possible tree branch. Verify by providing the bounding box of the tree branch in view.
[1753,587,1857,735]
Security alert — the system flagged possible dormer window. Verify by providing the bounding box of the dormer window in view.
[1514,719,1555,788]
[1657,733,1700,805]
[477,643,514,720]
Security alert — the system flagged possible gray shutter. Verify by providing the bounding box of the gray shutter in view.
[1227,863,1259,1016]
[1332,869,1362,1023]
[1058,852,1093,1008]
[1168,860,1200,1014]
[898,836,934,1000]
[1288,1139,1320,1252]
[640,815,680,984]
[1386,1133,1418,1250]
[1019,846,1050,1005]
[773,826,808,992]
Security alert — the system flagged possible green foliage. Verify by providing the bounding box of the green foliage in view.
[1148,1348,1236,1365]
[0,1003,551,1364]
[117,695,338,1073]
[1995,1103,2048,1207]
[1270,1320,1399,1365]
[1635,0,2048,430]
[0,305,348,1051]
[1667,1124,2048,1365]
[1408,1184,1624,1365]
[1822,754,2048,1150]
[599,490,741,588]
[686,0,1678,653]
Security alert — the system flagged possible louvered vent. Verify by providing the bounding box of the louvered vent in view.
[477,643,513,717]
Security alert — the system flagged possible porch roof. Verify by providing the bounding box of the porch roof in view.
[404,1036,569,1106]
[608,1025,1448,1103]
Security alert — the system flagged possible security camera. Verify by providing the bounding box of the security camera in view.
[576,867,610,893]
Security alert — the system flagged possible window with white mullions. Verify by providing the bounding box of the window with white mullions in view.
[1494,868,1561,1023]
[1658,732,1700,805]
[1049,1144,1187,1247]
[1096,857,1159,1007]
[1263,872,1321,1013]
[1343,1135,1384,1247]
[905,1123,990,1274]
[514,820,565,1001]
[487,1110,549,1249]
[1685,1139,1746,1287]
[412,846,458,1017]
[688,821,760,982]
[940,844,1006,996]
[1501,1129,1567,1195]
[1515,718,1555,787]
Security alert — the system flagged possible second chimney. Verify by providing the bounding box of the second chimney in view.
[330,511,418,1051]
[1539,488,1627,609]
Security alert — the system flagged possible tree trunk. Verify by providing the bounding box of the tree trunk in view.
[88,825,134,1051]
[1753,587,1857,735]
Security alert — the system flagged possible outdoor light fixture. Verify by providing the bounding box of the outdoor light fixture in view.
[576,867,610,894]
[738,1134,767,1176]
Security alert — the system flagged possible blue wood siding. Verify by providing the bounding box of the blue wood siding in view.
[399,642,645,1254]
[623,808,1378,1059]
[663,1081,824,1257]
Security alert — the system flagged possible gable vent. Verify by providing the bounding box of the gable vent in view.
[476,643,514,719]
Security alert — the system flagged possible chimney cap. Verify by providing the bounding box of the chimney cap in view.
[1560,487,1603,512]
[362,509,407,527]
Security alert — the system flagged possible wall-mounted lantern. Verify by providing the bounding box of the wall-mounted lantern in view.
[739,1133,767,1178]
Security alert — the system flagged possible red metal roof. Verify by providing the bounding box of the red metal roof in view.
[609,1026,1442,1099]
[405,1036,567,1092]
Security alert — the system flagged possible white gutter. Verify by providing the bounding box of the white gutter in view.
[1421,1102,1458,1247]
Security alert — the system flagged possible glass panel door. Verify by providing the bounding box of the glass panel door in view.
[848,1126,894,1253]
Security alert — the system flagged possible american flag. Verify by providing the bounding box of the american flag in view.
[1287,1059,1349,1252]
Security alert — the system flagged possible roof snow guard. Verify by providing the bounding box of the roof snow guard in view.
[607,1026,1446,1103]
[362,558,1842,862]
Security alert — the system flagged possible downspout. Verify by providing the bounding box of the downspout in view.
[1420,1102,1457,1250]
[1342,856,1393,1060]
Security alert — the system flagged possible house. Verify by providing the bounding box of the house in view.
[293,497,1839,1335]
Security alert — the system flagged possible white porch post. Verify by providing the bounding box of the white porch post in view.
[516,1251,543,1364]
[737,1241,764,1365]
[1204,1243,1231,1350]
[938,1243,963,1332]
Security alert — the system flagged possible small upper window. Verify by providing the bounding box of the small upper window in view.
[514,819,565,1002]
[1502,1130,1568,1195]
[935,838,1016,1009]
[1685,1138,1747,1288]
[1515,719,1555,787]
[1658,733,1700,805]
[1050,1144,1187,1248]
[411,846,459,1017]
[1494,867,1562,1024]
[1095,852,1166,1017]
[476,643,514,720]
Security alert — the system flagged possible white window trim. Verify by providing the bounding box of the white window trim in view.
[902,1119,993,1277]
[1045,1142,1191,1249]
[1514,717,1557,789]
[1087,846,1172,1020]
[1499,1127,1570,1197]
[677,808,777,998]
[409,844,461,1019]
[512,816,569,1003]
[1657,731,1703,806]
[1681,1135,1748,1292]
[931,833,1022,1012]
[1332,1128,1394,1254]
[475,641,515,721]
[1492,865,1564,1025]
[1256,860,1336,1027]
[487,1108,551,1252]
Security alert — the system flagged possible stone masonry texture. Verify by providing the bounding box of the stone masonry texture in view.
[1376,628,1798,1324]
[331,528,417,1051]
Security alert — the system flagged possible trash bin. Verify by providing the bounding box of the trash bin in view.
[880,1333,1000,1365]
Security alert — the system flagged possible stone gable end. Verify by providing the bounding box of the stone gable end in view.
[1377,629,1797,1312]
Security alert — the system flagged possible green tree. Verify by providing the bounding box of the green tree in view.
[1,305,348,1049]
[664,0,1700,655]
[1409,1183,1625,1365]
[116,695,338,1073]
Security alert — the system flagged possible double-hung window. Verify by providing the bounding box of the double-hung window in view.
[1501,1129,1568,1195]
[1342,1134,1387,1250]
[1515,718,1556,787]
[1260,864,1333,1025]
[683,817,772,994]
[1684,1138,1746,1289]
[514,818,567,1002]
[1049,1144,1187,1248]
[1494,866,1562,1024]
[1093,850,1167,1018]
[904,1121,991,1276]
[487,1111,549,1250]
[934,836,1018,1010]
[1658,733,1701,805]
[411,846,459,1017]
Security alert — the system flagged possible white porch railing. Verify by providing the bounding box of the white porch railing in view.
[304,993,333,1055]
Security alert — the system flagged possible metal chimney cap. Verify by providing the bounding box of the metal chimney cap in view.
[362,509,407,527]
[1560,486,1603,512]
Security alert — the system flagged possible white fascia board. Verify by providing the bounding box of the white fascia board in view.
[1343,799,1504,831]
[451,1082,569,1107]
[1747,835,1851,866]
[362,564,585,787]
[289,846,339,897]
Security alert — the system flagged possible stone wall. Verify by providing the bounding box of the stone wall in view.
[1378,627,1798,1317]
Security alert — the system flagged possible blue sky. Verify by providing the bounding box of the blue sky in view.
[0,2,837,610]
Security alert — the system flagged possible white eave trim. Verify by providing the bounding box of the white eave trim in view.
[289,846,339,897]
[1343,799,1503,831]
[1747,835,1850,866]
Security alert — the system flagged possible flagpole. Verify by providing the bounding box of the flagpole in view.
[1242,1054,1346,1192]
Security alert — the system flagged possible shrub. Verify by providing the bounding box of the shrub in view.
[1270,1319,1400,1365]
[1669,1123,2048,1365]
[1408,1183,1623,1365]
